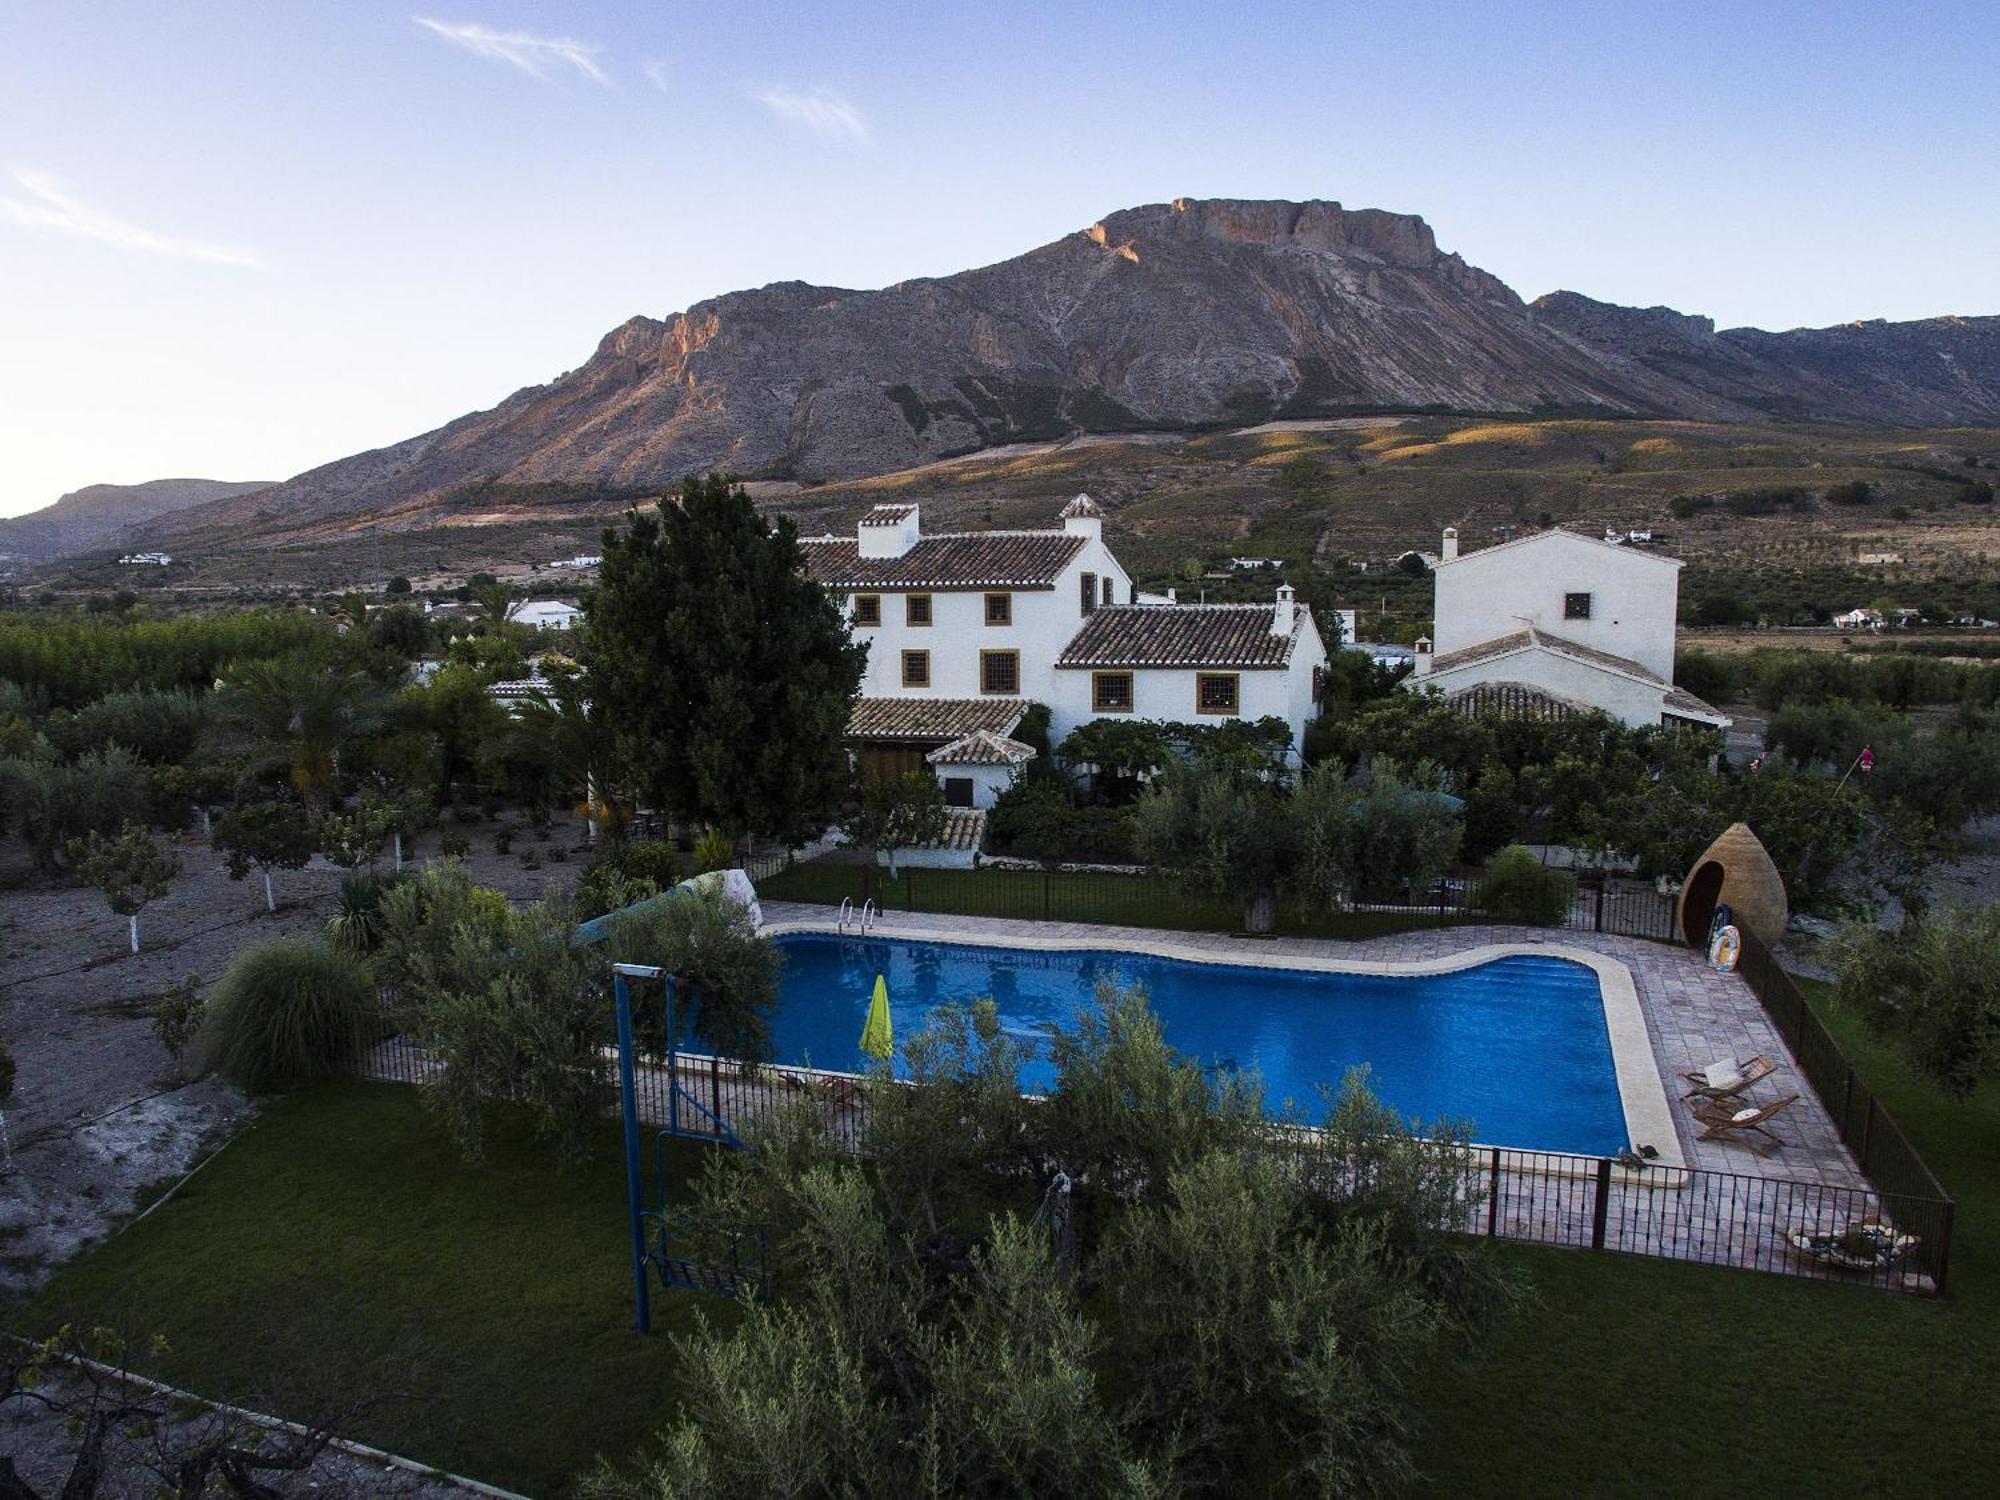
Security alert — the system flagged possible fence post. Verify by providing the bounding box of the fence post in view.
[613,972,652,1335]
[1839,1067,1855,1142]
[1860,1093,1877,1174]
[710,1054,723,1138]
[1933,1197,1955,1296]
[1594,882,1605,932]
[905,866,916,912]
[1043,869,1052,922]
[1486,1148,1501,1237]
[1590,1157,1612,1250]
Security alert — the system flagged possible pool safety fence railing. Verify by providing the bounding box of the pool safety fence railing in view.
[754,861,1682,943]
[352,1032,1950,1296]
[1731,922,1954,1287]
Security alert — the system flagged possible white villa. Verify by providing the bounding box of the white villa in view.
[802,496,1329,794]
[1409,526,1729,731]
[507,598,583,631]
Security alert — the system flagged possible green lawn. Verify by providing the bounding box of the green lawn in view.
[18,1085,730,1497]
[1409,978,1999,1496]
[17,981,1995,1497]
[760,858,1473,940]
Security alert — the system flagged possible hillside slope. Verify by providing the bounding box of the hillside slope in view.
[0,478,272,562]
[142,196,1999,551]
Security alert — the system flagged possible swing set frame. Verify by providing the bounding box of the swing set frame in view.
[611,962,767,1334]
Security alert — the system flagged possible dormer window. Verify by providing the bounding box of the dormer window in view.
[1564,592,1593,621]
[853,594,882,627]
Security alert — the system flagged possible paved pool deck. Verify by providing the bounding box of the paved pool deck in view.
[757,901,1868,1193]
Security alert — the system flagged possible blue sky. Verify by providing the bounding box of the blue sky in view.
[2,0,1995,516]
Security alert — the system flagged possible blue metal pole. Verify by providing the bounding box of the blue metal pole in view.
[614,971,652,1335]
[665,974,680,1138]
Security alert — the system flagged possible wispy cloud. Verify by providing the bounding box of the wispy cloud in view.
[0,168,265,270]
[752,85,872,145]
[414,17,609,85]
[642,59,672,95]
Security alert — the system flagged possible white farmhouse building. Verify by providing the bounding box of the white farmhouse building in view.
[507,598,583,631]
[802,496,1328,777]
[1409,527,1728,730]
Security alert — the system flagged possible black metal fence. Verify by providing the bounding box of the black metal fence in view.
[1732,923,1954,1290]
[354,1034,1949,1296]
[756,859,1680,943]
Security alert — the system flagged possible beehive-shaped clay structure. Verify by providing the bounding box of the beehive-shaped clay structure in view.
[1677,822,1789,950]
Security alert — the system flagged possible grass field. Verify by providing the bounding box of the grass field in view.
[16,979,1995,1497]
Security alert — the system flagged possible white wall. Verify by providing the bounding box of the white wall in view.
[1433,532,1681,680]
[932,761,1019,809]
[1423,647,1669,729]
[844,532,1130,703]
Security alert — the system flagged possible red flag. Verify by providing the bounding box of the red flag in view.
[1859,746,1875,774]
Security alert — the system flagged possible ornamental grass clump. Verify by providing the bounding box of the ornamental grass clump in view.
[196,937,375,1092]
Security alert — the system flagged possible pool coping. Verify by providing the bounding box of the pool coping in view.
[760,917,1684,1169]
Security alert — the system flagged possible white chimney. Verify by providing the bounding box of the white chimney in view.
[1414,635,1433,676]
[1060,493,1104,540]
[1441,526,1459,562]
[1271,583,1298,637]
[858,503,921,559]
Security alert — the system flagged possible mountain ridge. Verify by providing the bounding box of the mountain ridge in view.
[122,196,2000,553]
[0,478,274,563]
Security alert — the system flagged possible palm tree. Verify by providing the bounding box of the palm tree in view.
[216,653,389,808]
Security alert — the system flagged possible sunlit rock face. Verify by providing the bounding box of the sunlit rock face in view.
[135,197,2000,547]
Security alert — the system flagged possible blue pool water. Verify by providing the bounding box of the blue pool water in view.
[764,934,1628,1155]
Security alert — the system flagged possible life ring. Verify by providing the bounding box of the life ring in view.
[1708,924,1742,973]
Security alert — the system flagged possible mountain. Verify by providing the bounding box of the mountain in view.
[0,478,273,562]
[139,197,1999,548]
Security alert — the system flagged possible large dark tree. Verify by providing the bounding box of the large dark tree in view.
[587,473,867,845]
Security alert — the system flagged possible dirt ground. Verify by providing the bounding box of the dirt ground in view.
[0,813,582,1299]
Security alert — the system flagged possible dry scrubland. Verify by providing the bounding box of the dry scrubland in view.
[38,416,2000,596]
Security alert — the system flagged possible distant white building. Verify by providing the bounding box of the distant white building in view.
[801,496,1329,774]
[549,554,602,570]
[1409,527,1729,731]
[118,552,171,566]
[1833,607,1882,631]
[507,599,582,631]
[1227,556,1285,571]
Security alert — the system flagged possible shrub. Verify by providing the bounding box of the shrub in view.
[152,975,206,1076]
[602,886,781,1061]
[613,838,684,889]
[1824,479,1874,506]
[372,860,512,998]
[326,869,405,955]
[690,826,733,874]
[49,688,204,764]
[574,860,661,921]
[196,937,375,1092]
[1474,845,1576,926]
[1832,905,2000,1097]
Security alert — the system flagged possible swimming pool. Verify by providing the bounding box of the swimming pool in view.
[761,932,1633,1156]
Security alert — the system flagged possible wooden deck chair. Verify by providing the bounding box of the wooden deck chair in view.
[1681,1054,1779,1100]
[1689,1092,1800,1150]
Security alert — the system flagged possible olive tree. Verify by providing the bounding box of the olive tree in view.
[66,822,181,954]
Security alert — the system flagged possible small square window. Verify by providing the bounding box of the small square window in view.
[1196,673,1240,715]
[984,593,1012,626]
[1093,672,1134,712]
[1564,592,1593,621]
[981,650,1020,695]
[853,594,882,627]
[901,649,930,688]
[906,593,932,626]
[943,776,975,808]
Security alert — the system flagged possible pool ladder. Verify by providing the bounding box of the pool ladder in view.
[837,896,879,937]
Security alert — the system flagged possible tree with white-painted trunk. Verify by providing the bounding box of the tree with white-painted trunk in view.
[66,822,180,954]
[213,799,316,914]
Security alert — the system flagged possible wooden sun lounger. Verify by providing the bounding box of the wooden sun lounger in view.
[1689,1092,1800,1150]
[1681,1054,1780,1100]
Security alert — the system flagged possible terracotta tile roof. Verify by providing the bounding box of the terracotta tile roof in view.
[1663,685,1732,725]
[1443,681,1588,720]
[1059,493,1102,518]
[861,504,916,525]
[936,808,986,851]
[926,729,1037,767]
[1430,626,1666,685]
[846,697,1026,741]
[1055,604,1310,670]
[802,532,1085,590]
